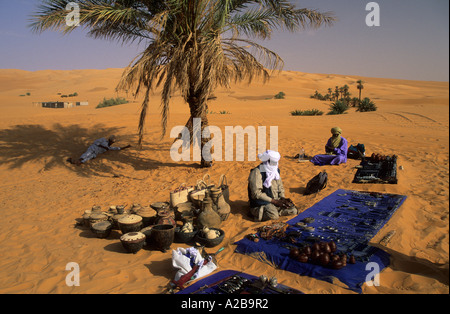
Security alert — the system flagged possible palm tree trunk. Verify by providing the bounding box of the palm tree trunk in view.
[183,93,211,168]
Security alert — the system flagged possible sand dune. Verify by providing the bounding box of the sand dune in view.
[0,68,448,294]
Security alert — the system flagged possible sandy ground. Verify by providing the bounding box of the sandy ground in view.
[0,68,448,294]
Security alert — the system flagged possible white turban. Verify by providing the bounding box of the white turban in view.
[258,150,281,188]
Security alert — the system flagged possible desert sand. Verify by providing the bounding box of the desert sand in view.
[0,68,448,294]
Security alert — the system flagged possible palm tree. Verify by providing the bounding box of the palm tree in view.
[342,84,350,100]
[334,86,340,102]
[30,0,335,167]
[357,80,364,102]
[338,86,344,100]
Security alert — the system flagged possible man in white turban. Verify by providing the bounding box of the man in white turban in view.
[247,150,297,221]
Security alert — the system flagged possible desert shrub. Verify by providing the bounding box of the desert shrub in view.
[207,109,231,114]
[96,97,129,109]
[61,92,78,98]
[327,100,349,115]
[290,109,324,116]
[357,97,377,112]
[349,97,360,107]
[274,91,286,99]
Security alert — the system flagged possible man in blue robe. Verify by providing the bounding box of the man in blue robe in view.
[67,135,131,165]
[310,127,348,166]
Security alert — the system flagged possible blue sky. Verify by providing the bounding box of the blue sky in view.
[0,0,448,81]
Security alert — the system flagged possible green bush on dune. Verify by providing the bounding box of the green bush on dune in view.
[96,97,129,109]
[327,100,349,115]
[357,97,377,112]
[274,91,286,99]
[290,109,324,116]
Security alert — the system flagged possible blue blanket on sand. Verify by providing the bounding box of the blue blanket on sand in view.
[234,189,407,293]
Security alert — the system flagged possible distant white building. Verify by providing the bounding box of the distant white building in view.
[34,101,89,108]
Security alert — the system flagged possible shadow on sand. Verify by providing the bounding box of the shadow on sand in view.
[0,123,199,177]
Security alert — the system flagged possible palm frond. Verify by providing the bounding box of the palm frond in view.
[30,0,336,147]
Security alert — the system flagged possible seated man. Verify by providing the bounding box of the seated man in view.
[67,135,131,166]
[310,127,348,166]
[248,150,297,221]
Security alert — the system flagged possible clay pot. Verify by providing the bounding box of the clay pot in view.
[290,248,300,259]
[89,213,108,227]
[320,253,330,266]
[197,197,221,229]
[90,221,112,239]
[116,205,126,214]
[111,213,127,230]
[303,246,312,256]
[349,255,356,264]
[329,241,337,253]
[213,191,231,221]
[320,242,331,253]
[155,209,176,227]
[297,254,309,263]
[195,227,224,248]
[174,226,198,244]
[330,254,340,263]
[91,206,102,214]
[136,207,157,227]
[118,214,143,234]
[130,204,142,214]
[331,260,345,270]
[82,212,92,227]
[120,232,146,254]
[311,250,321,262]
[175,202,194,220]
[190,193,205,209]
[150,202,169,211]
[149,224,175,252]
[312,242,320,252]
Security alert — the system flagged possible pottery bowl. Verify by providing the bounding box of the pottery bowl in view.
[89,213,108,227]
[136,207,157,227]
[174,226,198,243]
[118,214,143,234]
[150,202,170,211]
[90,221,113,239]
[195,228,225,248]
[120,232,146,254]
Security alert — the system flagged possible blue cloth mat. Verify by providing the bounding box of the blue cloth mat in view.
[234,189,407,293]
[177,270,304,294]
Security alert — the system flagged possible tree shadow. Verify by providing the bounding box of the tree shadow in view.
[0,123,199,178]
[370,244,449,286]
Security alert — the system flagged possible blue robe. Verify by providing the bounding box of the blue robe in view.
[310,137,348,166]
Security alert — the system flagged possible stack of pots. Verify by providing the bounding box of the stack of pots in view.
[289,241,356,270]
